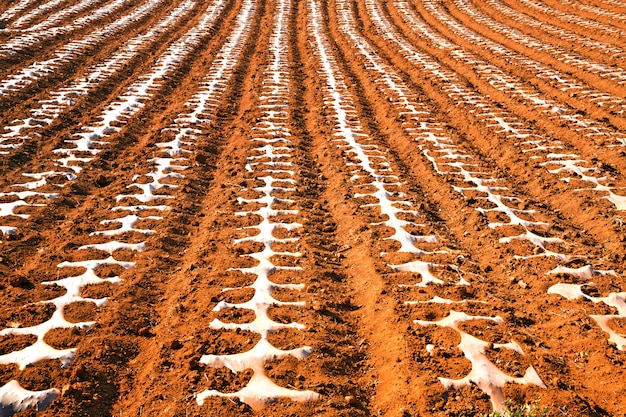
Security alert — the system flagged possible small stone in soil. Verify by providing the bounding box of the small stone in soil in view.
[9,275,28,287]
[345,395,358,406]
[138,327,152,336]
[95,175,109,187]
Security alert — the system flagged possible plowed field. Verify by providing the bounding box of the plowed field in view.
[0,0,625,415]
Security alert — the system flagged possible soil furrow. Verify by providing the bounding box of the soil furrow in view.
[0,0,236,240]
[343,0,626,233]
[0,0,49,25]
[320,0,626,413]
[444,0,626,100]
[0,0,198,156]
[0,0,625,415]
[393,0,626,131]
[0,0,177,93]
[502,0,626,44]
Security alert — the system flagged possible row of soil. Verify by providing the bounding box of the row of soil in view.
[485,0,626,49]
[445,0,626,100]
[395,0,626,131]
[0,0,624,416]
[349,0,626,247]
[0,0,238,241]
[504,0,626,40]
[0,0,151,70]
[321,0,625,414]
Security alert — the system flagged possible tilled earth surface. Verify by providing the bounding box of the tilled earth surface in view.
[0,0,625,415]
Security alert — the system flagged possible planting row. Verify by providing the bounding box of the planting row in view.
[0,0,232,412]
[0,0,624,415]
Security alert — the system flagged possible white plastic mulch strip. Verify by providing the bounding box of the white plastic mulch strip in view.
[0,0,42,24]
[0,0,158,94]
[196,0,319,409]
[50,0,225,171]
[435,1,626,354]
[0,0,225,238]
[514,0,626,41]
[353,0,569,261]
[308,0,453,282]
[365,0,626,211]
[449,0,626,113]
[416,311,546,411]
[0,381,58,416]
[0,0,228,412]
[0,0,195,153]
[0,0,133,56]
[395,0,626,148]
[557,0,626,22]
[547,279,626,351]
[10,0,71,29]
[0,0,169,95]
[311,0,546,411]
[483,0,626,73]
[9,0,99,30]
[358,0,626,386]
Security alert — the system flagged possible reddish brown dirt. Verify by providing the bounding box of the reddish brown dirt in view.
[0,0,625,416]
